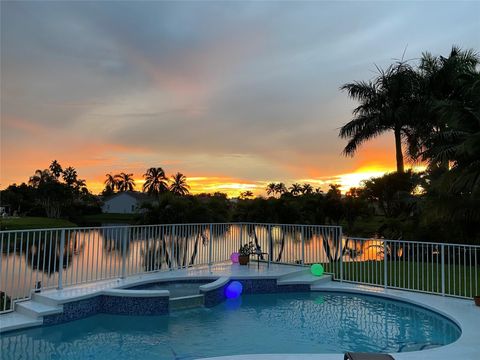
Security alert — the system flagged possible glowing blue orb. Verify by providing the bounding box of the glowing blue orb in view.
[310,263,324,276]
[225,281,243,299]
[230,252,240,264]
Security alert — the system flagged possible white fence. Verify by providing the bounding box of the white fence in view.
[1,223,478,313]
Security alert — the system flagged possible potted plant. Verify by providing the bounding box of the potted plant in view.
[474,294,480,307]
[238,242,254,265]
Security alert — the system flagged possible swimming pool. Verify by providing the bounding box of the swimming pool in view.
[0,292,461,359]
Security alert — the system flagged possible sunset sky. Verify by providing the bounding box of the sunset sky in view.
[1,1,479,196]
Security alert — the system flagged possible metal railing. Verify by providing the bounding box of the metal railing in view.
[1,223,478,313]
[337,237,480,298]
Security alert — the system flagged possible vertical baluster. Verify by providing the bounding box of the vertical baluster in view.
[383,240,387,289]
[16,232,24,297]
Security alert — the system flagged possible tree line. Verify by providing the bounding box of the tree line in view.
[102,168,190,197]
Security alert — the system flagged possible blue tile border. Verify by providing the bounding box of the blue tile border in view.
[43,295,169,325]
[202,278,310,307]
[43,296,103,326]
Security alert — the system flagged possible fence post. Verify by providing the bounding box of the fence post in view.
[171,225,176,270]
[121,227,128,279]
[339,227,343,282]
[383,240,388,289]
[239,224,243,250]
[208,224,213,266]
[57,229,66,290]
[268,224,272,266]
[301,226,305,266]
[441,244,445,296]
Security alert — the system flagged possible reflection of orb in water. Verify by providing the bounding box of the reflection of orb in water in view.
[225,297,242,310]
[315,296,325,304]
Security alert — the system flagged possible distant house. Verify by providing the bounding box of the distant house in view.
[101,192,155,214]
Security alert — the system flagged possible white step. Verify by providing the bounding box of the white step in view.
[31,292,62,307]
[277,273,332,286]
[0,312,43,333]
[15,301,63,319]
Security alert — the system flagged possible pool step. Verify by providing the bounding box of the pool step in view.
[15,300,63,319]
[276,270,332,286]
[0,312,43,333]
[169,295,204,311]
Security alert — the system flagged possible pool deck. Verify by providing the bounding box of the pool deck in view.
[1,262,479,360]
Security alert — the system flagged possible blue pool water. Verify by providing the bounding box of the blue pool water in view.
[0,292,460,359]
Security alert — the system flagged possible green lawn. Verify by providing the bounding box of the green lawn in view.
[322,260,480,298]
[80,213,137,224]
[0,217,77,230]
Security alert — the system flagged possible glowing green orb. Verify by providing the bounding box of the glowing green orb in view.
[310,263,324,276]
[315,296,325,304]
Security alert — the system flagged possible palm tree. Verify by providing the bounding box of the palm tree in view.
[170,172,190,196]
[289,183,302,196]
[340,61,418,173]
[275,182,287,195]
[240,190,254,199]
[49,160,63,179]
[425,62,480,195]
[116,173,135,192]
[62,167,78,187]
[301,183,313,195]
[143,167,169,195]
[266,183,276,196]
[406,46,480,165]
[104,173,117,193]
[28,169,54,188]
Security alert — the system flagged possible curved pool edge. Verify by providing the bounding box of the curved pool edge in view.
[198,282,480,360]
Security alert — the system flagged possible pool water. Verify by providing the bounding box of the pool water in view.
[0,292,460,360]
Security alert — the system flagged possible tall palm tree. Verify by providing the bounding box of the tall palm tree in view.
[170,172,190,196]
[266,183,276,196]
[104,173,117,193]
[340,62,418,173]
[301,183,313,195]
[289,183,302,196]
[116,173,135,192]
[143,167,169,195]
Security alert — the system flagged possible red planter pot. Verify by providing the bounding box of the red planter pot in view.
[238,255,250,265]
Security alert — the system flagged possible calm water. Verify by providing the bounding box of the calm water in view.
[0,292,461,359]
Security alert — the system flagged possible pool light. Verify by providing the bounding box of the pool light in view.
[225,281,243,299]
